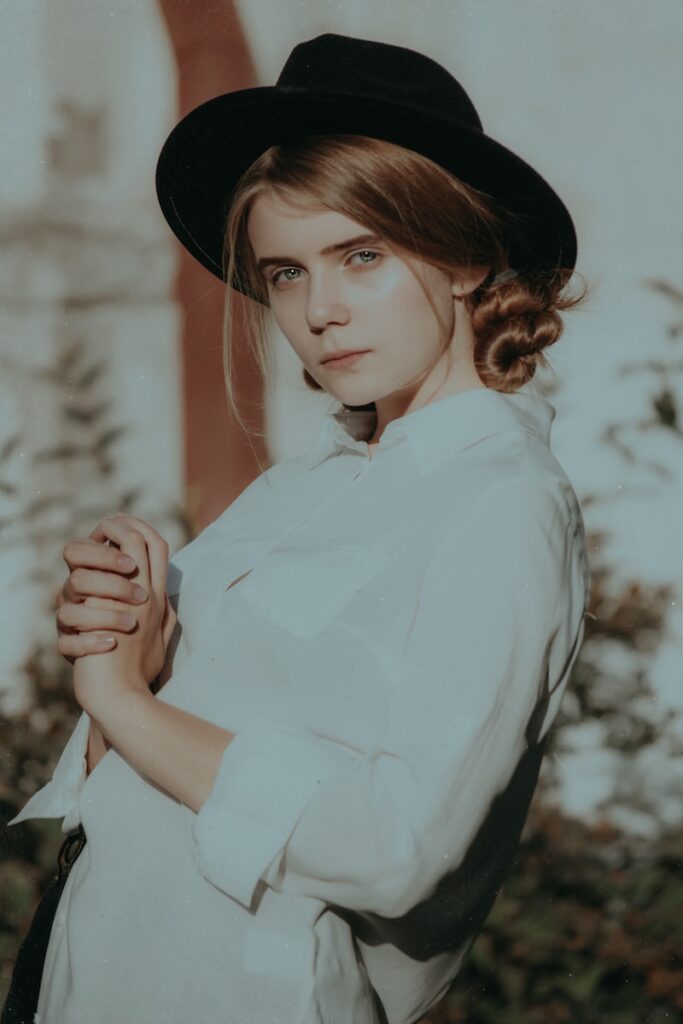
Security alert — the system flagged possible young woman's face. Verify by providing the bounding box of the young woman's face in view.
[246,191,464,409]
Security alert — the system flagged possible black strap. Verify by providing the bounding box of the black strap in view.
[1,825,87,1024]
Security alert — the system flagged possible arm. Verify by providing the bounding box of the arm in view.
[86,720,111,775]
[187,475,589,916]
[84,600,180,776]
[83,689,235,813]
[37,476,587,920]
[67,513,237,815]
[8,555,184,827]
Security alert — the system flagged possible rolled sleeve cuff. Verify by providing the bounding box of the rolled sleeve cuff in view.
[7,710,91,833]
[190,719,364,911]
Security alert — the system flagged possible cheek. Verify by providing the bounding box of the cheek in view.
[269,303,306,355]
[377,273,446,350]
[274,320,327,379]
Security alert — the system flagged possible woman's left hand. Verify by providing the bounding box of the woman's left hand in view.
[72,513,172,712]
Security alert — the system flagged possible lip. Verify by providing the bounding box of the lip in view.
[321,349,371,368]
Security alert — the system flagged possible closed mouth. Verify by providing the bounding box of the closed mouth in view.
[322,350,369,364]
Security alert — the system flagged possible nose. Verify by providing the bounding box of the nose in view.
[305,270,350,333]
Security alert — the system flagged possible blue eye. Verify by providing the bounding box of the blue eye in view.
[270,267,302,286]
[269,249,383,288]
[351,249,381,266]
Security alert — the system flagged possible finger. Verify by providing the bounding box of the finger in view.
[63,536,138,576]
[161,594,178,648]
[111,513,169,604]
[57,631,119,658]
[88,518,151,591]
[66,568,148,605]
[57,601,138,635]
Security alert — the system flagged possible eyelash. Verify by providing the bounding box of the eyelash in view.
[268,249,383,288]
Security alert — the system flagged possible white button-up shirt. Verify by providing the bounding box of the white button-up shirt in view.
[8,383,591,1024]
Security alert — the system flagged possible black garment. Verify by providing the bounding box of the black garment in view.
[2,826,87,1024]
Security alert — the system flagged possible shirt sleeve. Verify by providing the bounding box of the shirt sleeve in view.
[6,709,92,834]
[191,473,590,917]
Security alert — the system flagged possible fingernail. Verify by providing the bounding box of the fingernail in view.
[121,613,136,628]
[96,637,115,647]
[132,585,148,602]
[118,555,136,570]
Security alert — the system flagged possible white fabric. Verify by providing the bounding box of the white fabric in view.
[7,384,591,1024]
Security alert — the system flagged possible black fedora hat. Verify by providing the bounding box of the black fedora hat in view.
[155,32,577,300]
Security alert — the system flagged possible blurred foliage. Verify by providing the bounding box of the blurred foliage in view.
[0,643,82,1002]
[0,331,195,584]
[424,797,683,1023]
[547,533,679,767]
[597,273,683,478]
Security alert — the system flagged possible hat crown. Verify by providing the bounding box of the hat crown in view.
[155,32,578,287]
[276,33,483,132]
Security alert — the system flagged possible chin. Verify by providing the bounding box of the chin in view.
[341,398,377,411]
[312,374,370,402]
[330,387,378,409]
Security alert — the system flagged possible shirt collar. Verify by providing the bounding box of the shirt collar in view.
[303,384,556,475]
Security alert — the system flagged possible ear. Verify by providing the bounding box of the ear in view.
[451,264,492,299]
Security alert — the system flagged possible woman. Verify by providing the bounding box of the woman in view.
[6,32,591,1024]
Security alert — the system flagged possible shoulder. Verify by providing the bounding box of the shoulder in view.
[442,429,586,576]
[468,425,583,530]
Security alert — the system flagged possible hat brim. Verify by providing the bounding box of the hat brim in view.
[155,87,577,299]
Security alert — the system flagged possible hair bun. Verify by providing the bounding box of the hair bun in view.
[467,273,578,392]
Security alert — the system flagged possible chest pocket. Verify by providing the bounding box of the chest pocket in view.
[236,539,389,639]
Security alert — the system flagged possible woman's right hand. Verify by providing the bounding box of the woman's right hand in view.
[56,533,178,771]
[55,535,156,664]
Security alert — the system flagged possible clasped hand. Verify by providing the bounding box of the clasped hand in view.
[56,513,178,711]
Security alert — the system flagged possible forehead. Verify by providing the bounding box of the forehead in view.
[246,192,374,254]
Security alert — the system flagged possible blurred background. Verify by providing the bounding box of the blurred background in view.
[1,1,682,1020]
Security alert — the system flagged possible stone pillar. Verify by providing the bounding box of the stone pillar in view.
[157,0,269,533]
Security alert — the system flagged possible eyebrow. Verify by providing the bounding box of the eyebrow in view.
[255,233,384,275]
